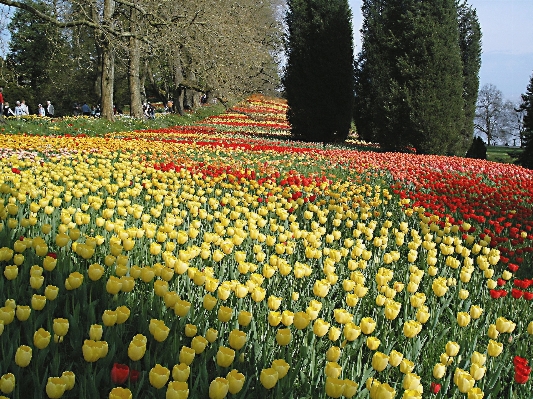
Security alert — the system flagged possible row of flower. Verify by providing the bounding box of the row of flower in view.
[0,95,532,399]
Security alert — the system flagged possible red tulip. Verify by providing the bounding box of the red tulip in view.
[430,382,441,394]
[111,363,129,384]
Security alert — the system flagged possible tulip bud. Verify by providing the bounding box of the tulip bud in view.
[34,328,52,349]
[46,377,67,399]
[0,373,15,394]
[15,345,32,367]
[259,368,278,389]
[216,346,235,368]
[109,387,132,399]
[226,369,245,394]
[209,377,229,399]
[149,364,170,389]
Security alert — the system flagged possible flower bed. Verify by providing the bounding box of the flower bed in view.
[0,95,532,399]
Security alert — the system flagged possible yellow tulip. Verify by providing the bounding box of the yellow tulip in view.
[89,324,103,341]
[166,381,189,399]
[328,326,341,341]
[325,377,345,398]
[268,311,282,327]
[45,285,59,301]
[127,339,146,361]
[431,277,448,297]
[343,322,361,341]
[174,299,191,317]
[416,306,430,324]
[15,345,32,367]
[218,306,233,323]
[433,363,446,379]
[102,310,117,327]
[267,295,282,310]
[53,318,69,337]
[65,272,83,290]
[399,359,415,374]
[403,320,422,338]
[172,363,191,382]
[179,346,196,366]
[61,371,75,391]
[88,263,105,281]
[15,305,31,321]
[372,352,389,372]
[326,346,341,362]
[206,328,218,343]
[46,377,66,399]
[388,350,403,367]
[343,379,358,398]
[216,346,235,368]
[384,301,401,320]
[370,381,395,399]
[115,306,130,324]
[191,336,208,354]
[488,324,499,339]
[275,328,291,346]
[203,294,218,311]
[469,305,483,320]
[34,328,51,349]
[366,336,380,351]
[3,265,18,280]
[238,310,252,327]
[149,364,170,389]
[495,317,513,333]
[471,351,486,366]
[260,368,278,389]
[487,340,503,357]
[445,341,460,357]
[293,311,310,330]
[313,319,330,337]
[360,317,376,335]
[457,312,471,327]
[271,359,290,379]
[470,363,486,380]
[184,324,197,338]
[325,362,342,378]
[228,329,247,350]
[456,370,475,393]
[149,319,170,342]
[30,275,44,290]
[209,377,229,399]
[226,369,245,394]
[528,321,533,335]
[402,373,421,390]
[109,387,132,399]
[467,387,484,399]
[0,373,15,394]
[82,340,101,362]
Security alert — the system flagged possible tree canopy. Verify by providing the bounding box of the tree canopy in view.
[354,0,480,155]
[283,0,355,143]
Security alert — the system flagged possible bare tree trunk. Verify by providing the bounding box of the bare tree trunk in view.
[101,0,115,121]
[129,8,143,118]
[172,46,185,115]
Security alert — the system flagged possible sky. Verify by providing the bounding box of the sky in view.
[348,0,533,103]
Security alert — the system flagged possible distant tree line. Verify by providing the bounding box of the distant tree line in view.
[0,0,284,120]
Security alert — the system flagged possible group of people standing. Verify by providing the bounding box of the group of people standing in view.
[0,87,55,118]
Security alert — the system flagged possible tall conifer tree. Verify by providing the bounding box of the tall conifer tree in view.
[517,73,533,169]
[354,0,468,155]
[457,0,482,154]
[284,0,355,143]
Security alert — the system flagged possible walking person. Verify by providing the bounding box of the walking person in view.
[3,102,14,117]
[21,100,29,115]
[46,100,55,117]
[38,104,46,117]
[0,88,4,116]
[14,101,24,117]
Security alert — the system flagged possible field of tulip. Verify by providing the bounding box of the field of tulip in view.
[0,94,532,399]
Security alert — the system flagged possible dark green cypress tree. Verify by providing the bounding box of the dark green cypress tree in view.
[517,73,533,169]
[7,1,59,103]
[284,0,355,143]
[354,0,465,155]
[457,1,482,155]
